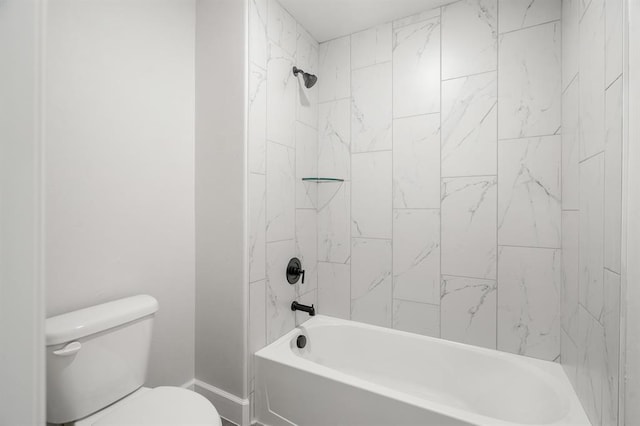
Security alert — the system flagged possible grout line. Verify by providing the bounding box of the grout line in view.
[391,21,395,330]
[498,244,562,250]
[497,133,563,142]
[439,2,444,340]
[495,0,500,351]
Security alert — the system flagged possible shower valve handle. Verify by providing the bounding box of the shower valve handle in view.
[286,257,305,284]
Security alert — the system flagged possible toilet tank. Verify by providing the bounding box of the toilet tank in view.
[45,295,159,424]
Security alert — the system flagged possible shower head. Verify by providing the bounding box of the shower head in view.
[292,66,318,89]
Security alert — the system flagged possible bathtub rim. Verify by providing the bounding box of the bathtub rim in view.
[255,315,590,426]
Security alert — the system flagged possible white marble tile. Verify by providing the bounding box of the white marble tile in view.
[392,18,440,118]
[577,304,605,426]
[295,122,317,209]
[498,136,561,248]
[318,262,351,320]
[266,141,295,242]
[296,26,319,129]
[352,62,392,152]
[352,151,392,239]
[249,279,267,354]
[295,25,318,72]
[498,21,561,139]
[580,153,605,320]
[351,238,392,327]
[393,8,441,29]
[295,209,317,294]
[249,0,268,69]
[497,246,561,360]
[249,173,266,283]
[249,63,267,174]
[441,176,497,280]
[392,300,439,337]
[318,182,350,264]
[605,0,623,87]
[351,23,392,70]
[393,209,440,304]
[266,239,296,343]
[605,77,623,274]
[267,0,296,56]
[562,77,580,210]
[318,36,350,103]
[562,0,579,90]
[249,279,266,392]
[579,0,593,18]
[561,329,579,390]
[498,0,561,33]
[318,99,350,180]
[267,43,296,147]
[562,211,580,343]
[441,275,497,349]
[579,0,605,160]
[442,0,497,80]
[393,114,440,208]
[441,72,497,177]
[603,270,621,426]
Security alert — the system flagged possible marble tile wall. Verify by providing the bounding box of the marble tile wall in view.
[247,0,320,416]
[316,0,564,365]
[560,0,624,425]
[246,0,624,424]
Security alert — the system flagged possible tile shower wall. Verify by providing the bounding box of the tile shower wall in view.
[560,0,624,425]
[247,0,320,414]
[316,0,563,361]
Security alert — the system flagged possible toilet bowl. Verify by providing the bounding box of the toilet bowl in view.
[74,387,221,426]
[45,295,221,426]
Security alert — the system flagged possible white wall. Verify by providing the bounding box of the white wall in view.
[194,0,248,415]
[45,0,196,388]
[0,0,45,424]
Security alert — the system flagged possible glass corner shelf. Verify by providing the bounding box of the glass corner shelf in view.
[301,177,344,183]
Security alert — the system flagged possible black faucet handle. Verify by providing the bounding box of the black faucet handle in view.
[287,257,306,284]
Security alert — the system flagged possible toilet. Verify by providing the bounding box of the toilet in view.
[45,295,221,425]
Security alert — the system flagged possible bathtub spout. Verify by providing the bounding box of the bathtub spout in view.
[291,301,315,316]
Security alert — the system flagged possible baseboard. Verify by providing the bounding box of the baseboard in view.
[194,379,250,426]
[180,378,196,391]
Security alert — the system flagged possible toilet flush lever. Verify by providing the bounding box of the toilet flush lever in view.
[53,341,82,356]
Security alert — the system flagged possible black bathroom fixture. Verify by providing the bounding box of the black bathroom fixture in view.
[286,257,305,284]
[292,66,318,89]
[296,334,307,348]
[291,301,315,316]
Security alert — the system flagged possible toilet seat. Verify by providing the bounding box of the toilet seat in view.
[86,386,221,426]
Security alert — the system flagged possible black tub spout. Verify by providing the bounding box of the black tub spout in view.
[291,301,315,316]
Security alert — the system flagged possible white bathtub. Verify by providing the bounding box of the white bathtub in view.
[255,315,589,426]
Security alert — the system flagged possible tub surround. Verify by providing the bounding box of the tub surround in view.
[560,0,624,425]
[313,0,563,361]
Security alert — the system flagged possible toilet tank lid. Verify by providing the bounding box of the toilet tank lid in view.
[46,295,159,346]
